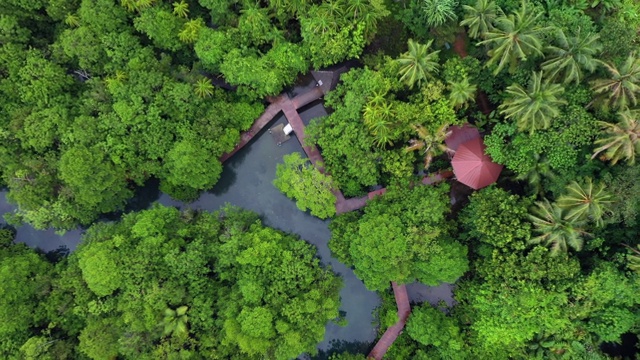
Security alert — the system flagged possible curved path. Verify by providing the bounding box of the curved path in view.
[368,282,411,360]
[220,81,454,359]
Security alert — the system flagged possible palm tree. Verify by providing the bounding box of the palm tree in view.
[460,0,502,39]
[421,0,458,28]
[516,153,555,195]
[363,93,396,147]
[478,1,547,74]
[404,123,451,169]
[345,0,368,19]
[623,244,640,273]
[396,39,440,89]
[172,0,189,18]
[591,109,640,165]
[179,18,204,43]
[499,72,566,134]
[541,29,602,85]
[163,306,189,337]
[591,53,640,111]
[557,178,613,226]
[64,13,80,27]
[194,77,214,98]
[529,200,590,255]
[448,78,477,109]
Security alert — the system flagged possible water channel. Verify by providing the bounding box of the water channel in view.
[2,98,382,357]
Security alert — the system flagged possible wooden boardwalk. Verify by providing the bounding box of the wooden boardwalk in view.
[219,82,454,360]
[368,282,411,360]
[219,95,287,163]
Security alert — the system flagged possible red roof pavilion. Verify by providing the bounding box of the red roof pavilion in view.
[451,137,503,189]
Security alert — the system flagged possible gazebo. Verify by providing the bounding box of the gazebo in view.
[451,137,503,190]
[445,123,481,151]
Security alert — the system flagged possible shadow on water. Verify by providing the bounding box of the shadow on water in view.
[298,99,328,127]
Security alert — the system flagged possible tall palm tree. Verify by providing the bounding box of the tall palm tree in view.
[529,200,590,255]
[541,29,602,85]
[460,0,502,39]
[557,178,613,226]
[448,78,477,109]
[591,109,640,165]
[499,72,566,134]
[516,153,555,195]
[194,77,215,98]
[172,0,189,18]
[591,53,640,111]
[477,1,547,74]
[421,0,458,28]
[404,123,451,169]
[163,306,189,337]
[623,244,640,273]
[179,18,204,43]
[396,39,440,89]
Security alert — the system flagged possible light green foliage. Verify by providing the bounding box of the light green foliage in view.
[330,183,468,290]
[178,18,203,43]
[215,209,342,359]
[300,0,389,68]
[463,281,572,356]
[220,42,309,99]
[133,6,185,51]
[306,67,391,196]
[161,138,223,200]
[499,72,566,134]
[77,240,122,297]
[448,78,477,109]
[396,39,440,89]
[406,305,467,358]
[572,263,640,342]
[460,0,501,39]
[478,1,547,74]
[273,152,337,219]
[0,241,52,357]
[71,205,342,358]
[59,145,132,222]
[460,186,531,249]
[194,28,231,73]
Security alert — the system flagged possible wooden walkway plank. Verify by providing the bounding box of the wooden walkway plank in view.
[219,95,287,163]
[368,283,411,360]
[291,86,325,109]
